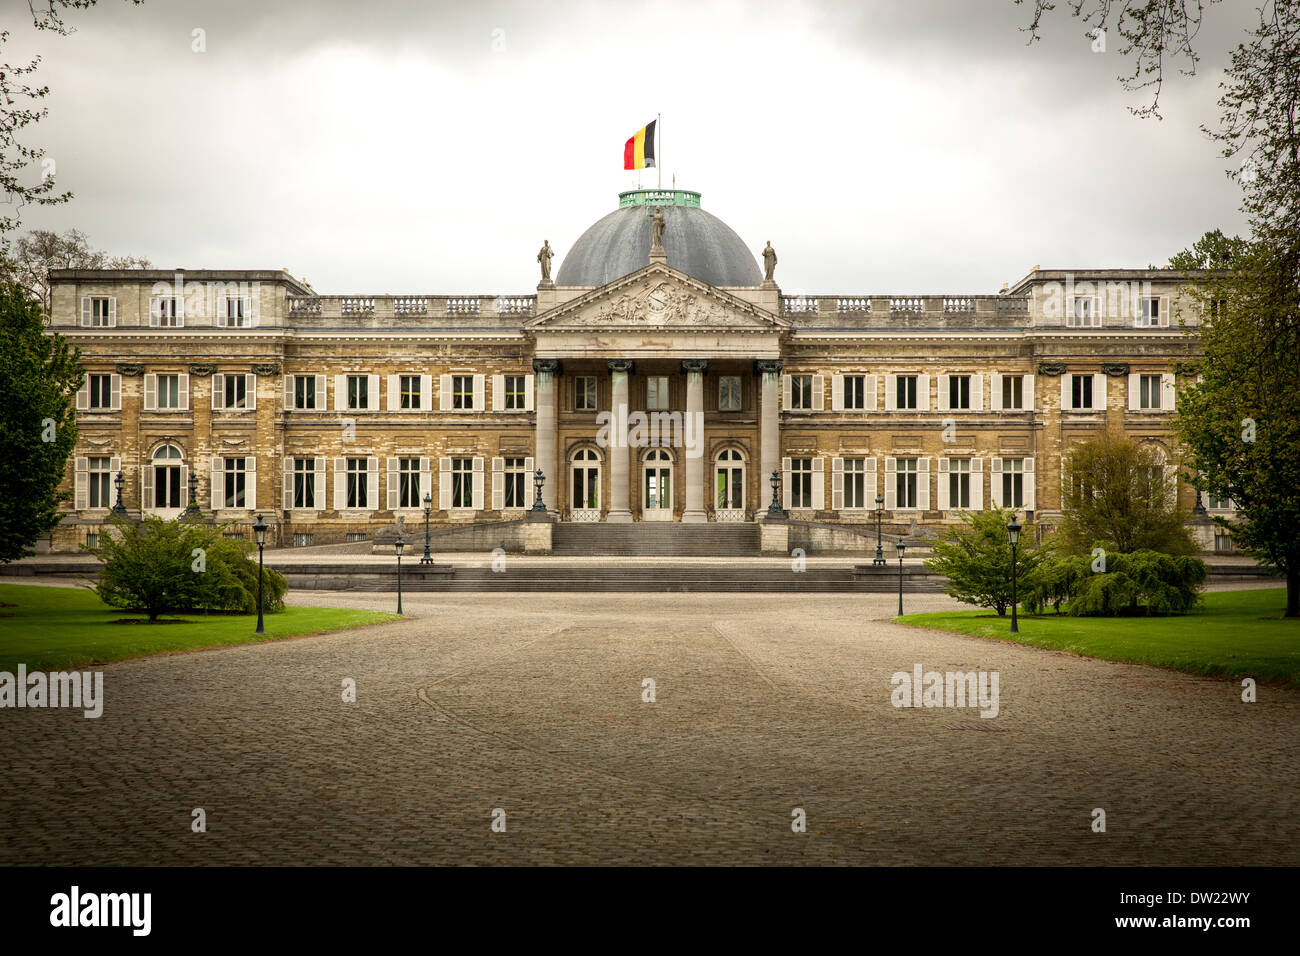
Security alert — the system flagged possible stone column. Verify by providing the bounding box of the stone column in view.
[682,359,708,523]
[607,359,633,522]
[757,359,783,513]
[533,359,560,515]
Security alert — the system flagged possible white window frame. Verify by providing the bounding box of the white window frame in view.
[646,376,670,411]
[149,295,183,328]
[80,296,116,328]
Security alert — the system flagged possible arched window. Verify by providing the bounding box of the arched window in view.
[643,448,673,518]
[146,443,186,512]
[715,448,745,515]
[570,447,601,516]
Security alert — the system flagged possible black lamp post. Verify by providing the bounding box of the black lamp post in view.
[252,513,267,635]
[896,539,906,617]
[184,471,200,518]
[530,469,547,513]
[395,533,405,615]
[111,470,127,518]
[420,491,434,565]
[873,494,886,565]
[1006,518,1021,634]
[1192,488,1207,516]
[767,469,784,517]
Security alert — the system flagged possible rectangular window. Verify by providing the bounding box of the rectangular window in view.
[224,296,252,327]
[295,374,317,410]
[293,533,315,548]
[347,375,368,411]
[1138,373,1162,409]
[224,374,248,409]
[345,532,367,543]
[150,296,181,327]
[1137,296,1161,327]
[398,458,422,508]
[789,375,813,411]
[451,458,474,509]
[948,458,971,509]
[948,375,971,410]
[157,374,181,410]
[400,375,421,410]
[646,376,669,411]
[87,297,113,327]
[293,458,316,509]
[896,458,918,509]
[1207,492,1233,511]
[843,457,867,509]
[1071,374,1094,410]
[504,375,526,410]
[504,457,527,508]
[452,375,474,410]
[842,375,866,411]
[86,533,99,549]
[346,457,368,509]
[575,376,598,411]
[1001,375,1024,410]
[1001,458,1024,508]
[88,374,113,409]
[895,375,918,410]
[719,376,742,411]
[790,458,813,508]
[88,456,113,508]
[1069,297,1094,327]
[223,458,247,508]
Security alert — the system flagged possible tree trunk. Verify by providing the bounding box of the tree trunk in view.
[1287,568,1298,618]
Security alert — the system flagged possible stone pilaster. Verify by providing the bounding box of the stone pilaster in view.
[682,359,708,523]
[757,359,782,514]
[607,359,633,522]
[532,359,560,515]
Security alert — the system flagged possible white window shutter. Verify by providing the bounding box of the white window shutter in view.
[283,457,295,509]
[111,374,122,411]
[1094,373,1107,410]
[917,374,930,411]
[1022,374,1034,411]
[831,457,844,510]
[314,376,326,411]
[313,458,325,509]
[524,456,535,506]
[246,374,256,410]
[74,457,88,510]
[1128,372,1141,410]
[211,457,224,509]
[781,456,792,510]
[141,465,153,512]
[243,457,256,510]
[1024,458,1036,511]
[179,462,188,506]
[179,374,190,411]
[937,375,950,412]
[970,458,983,511]
[364,457,378,510]
[971,374,983,411]
[884,374,896,411]
[334,458,347,511]
[831,375,843,412]
[141,373,156,411]
[491,457,505,510]
[417,456,430,505]
[420,375,432,411]
[492,375,504,411]
[80,297,91,327]
[865,456,877,501]
[148,298,160,328]
[367,375,379,411]
[812,457,825,509]
[1060,375,1071,411]
[473,375,485,412]
[439,374,452,411]
[884,457,896,510]
[917,457,930,510]
[990,458,1003,508]
[76,382,89,411]
[990,372,1002,411]
[439,457,452,510]
[812,374,824,411]
[524,374,535,412]
[781,375,792,411]
[388,375,400,411]
[937,458,950,510]
[1162,373,1176,410]
[284,374,295,410]
[865,374,877,411]
[334,375,346,411]
[386,457,399,510]
[213,373,226,411]
[471,457,485,510]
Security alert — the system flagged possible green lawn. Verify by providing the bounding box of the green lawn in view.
[900,587,1300,686]
[0,582,400,672]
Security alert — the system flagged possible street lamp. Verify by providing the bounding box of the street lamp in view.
[111,470,127,517]
[252,513,268,635]
[184,471,200,519]
[420,491,434,565]
[394,534,405,616]
[1006,518,1022,634]
[767,469,784,517]
[530,469,547,513]
[873,494,886,565]
[896,539,906,617]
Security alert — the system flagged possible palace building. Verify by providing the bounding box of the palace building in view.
[45,187,1218,553]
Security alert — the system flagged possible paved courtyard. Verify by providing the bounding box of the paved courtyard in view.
[2,588,1297,865]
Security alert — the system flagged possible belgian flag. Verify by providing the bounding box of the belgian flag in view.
[623,120,657,170]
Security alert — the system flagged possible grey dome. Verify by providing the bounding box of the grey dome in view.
[556,191,761,288]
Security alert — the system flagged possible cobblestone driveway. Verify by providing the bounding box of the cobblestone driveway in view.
[3,590,1296,865]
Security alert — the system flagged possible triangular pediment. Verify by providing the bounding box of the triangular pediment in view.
[527,263,788,333]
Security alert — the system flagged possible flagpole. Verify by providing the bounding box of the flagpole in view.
[657,112,662,189]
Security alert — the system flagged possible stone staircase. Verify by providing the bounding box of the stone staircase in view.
[551,522,760,557]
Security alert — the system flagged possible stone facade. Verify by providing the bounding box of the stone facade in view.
[43,189,1227,552]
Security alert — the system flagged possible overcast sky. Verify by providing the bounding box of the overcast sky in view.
[8,0,1257,294]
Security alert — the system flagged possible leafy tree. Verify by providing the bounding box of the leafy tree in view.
[924,508,1048,616]
[1067,551,1207,617]
[1057,427,1196,556]
[0,228,150,315]
[87,517,288,622]
[0,279,80,562]
[1168,229,1249,270]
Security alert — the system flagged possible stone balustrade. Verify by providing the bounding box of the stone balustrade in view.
[284,295,537,320]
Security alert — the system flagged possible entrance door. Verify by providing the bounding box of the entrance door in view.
[643,449,672,520]
[715,448,745,520]
[570,448,601,521]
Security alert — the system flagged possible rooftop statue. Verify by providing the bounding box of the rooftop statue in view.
[537,240,554,282]
[763,241,777,281]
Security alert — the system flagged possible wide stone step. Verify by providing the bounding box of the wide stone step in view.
[551,523,761,556]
